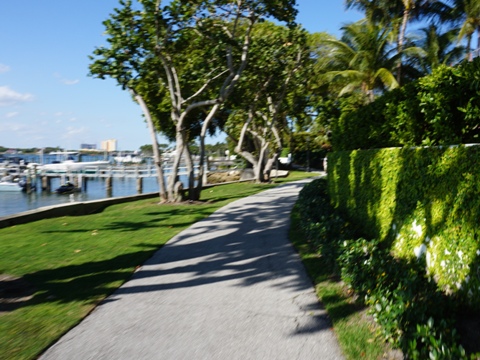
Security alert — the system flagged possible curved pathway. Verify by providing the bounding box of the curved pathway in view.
[40,179,344,360]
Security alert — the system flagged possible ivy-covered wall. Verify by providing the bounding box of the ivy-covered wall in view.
[328,145,480,307]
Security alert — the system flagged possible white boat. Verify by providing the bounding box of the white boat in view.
[0,180,22,192]
[114,154,143,164]
[39,152,110,173]
[39,160,111,173]
[0,162,26,177]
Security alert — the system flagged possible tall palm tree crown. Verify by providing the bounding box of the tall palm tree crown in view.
[326,20,399,101]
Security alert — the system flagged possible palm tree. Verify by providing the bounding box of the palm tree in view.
[413,24,465,71]
[345,0,402,24]
[324,20,399,102]
[450,0,480,59]
[346,0,449,82]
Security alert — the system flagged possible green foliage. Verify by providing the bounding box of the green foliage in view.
[139,143,169,156]
[295,178,472,358]
[291,179,389,360]
[328,146,480,309]
[338,237,466,359]
[332,58,480,150]
[295,178,354,268]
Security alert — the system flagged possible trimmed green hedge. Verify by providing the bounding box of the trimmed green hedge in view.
[328,145,480,308]
[296,179,468,358]
[332,58,480,150]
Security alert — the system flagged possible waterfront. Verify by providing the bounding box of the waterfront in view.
[0,176,163,218]
[0,152,115,165]
[0,153,159,217]
[0,152,228,218]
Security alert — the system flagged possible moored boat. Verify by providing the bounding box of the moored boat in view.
[40,160,111,173]
[54,181,79,194]
[0,180,23,192]
[39,152,110,173]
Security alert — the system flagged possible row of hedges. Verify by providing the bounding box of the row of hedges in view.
[331,58,480,151]
[327,145,480,308]
[295,179,468,358]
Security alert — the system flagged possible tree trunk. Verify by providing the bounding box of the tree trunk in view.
[467,34,472,60]
[130,89,167,202]
[167,130,185,202]
[192,137,206,201]
[183,142,195,200]
[264,151,280,181]
[254,142,269,183]
[396,7,410,85]
[193,104,221,201]
[477,25,480,57]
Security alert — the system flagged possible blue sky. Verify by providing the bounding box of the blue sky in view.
[0,1,362,151]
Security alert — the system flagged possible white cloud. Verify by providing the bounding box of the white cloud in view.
[0,86,34,107]
[62,79,80,85]
[5,111,19,118]
[53,72,79,85]
[0,64,10,73]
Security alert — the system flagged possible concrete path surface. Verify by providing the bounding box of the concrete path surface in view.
[40,179,344,360]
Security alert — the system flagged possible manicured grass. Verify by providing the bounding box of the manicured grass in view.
[0,171,316,360]
[289,203,392,360]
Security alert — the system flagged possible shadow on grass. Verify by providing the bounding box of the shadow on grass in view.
[22,248,161,308]
[11,180,339,338]
[40,207,216,234]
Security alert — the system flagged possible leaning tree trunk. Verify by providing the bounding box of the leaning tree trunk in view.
[130,89,167,202]
[264,150,281,181]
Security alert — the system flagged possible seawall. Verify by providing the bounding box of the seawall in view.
[0,192,161,229]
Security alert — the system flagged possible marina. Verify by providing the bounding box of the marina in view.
[0,152,236,218]
[0,176,163,218]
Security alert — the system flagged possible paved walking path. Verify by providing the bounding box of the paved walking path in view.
[40,179,344,360]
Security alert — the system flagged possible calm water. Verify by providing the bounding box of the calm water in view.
[0,176,165,218]
[0,153,194,218]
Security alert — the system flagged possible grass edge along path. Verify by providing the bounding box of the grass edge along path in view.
[289,180,396,360]
[0,172,315,360]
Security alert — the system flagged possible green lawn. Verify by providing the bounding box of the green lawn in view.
[0,172,316,360]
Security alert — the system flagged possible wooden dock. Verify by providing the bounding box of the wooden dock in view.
[14,157,238,194]
[23,163,219,194]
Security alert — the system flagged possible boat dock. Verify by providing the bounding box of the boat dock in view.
[26,165,200,193]
[22,160,238,194]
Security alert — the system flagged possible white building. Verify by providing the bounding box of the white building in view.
[101,139,117,152]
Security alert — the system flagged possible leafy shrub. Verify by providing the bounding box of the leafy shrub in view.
[331,58,480,151]
[295,179,469,358]
[295,178,353,268]
[328,146,480,309]
[408,318,466,360]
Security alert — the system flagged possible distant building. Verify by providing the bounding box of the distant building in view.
[80,143,96,150]
[101,139,117,152]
